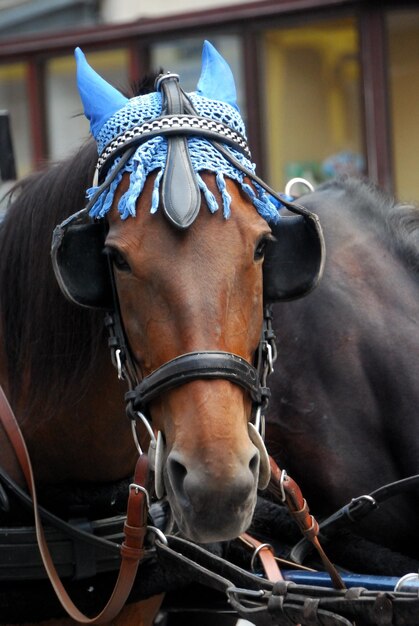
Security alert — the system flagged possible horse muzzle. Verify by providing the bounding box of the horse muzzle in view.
[166,442,260,542]
[149,424,268,543]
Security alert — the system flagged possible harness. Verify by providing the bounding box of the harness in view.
[1,72,418,624]
[51,72,323,483]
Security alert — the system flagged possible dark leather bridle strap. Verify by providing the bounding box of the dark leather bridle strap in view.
[0,384,148,624]
[290,473,419,566]
[125,351,268,413]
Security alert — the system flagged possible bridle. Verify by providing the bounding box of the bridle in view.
[53,72,290,480]
[1,69,418,625]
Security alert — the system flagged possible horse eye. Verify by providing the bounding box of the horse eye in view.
[106,247,131,272]
[254,237,269,261]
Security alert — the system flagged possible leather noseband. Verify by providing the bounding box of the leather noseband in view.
[125,351,270,414]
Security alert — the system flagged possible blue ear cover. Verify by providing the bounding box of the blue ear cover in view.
[75,47,128,138]
[196,40,239,111]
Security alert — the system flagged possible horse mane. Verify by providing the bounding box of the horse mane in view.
[0,74,161,420]
[317,177,419,276]
[0,140,105,419]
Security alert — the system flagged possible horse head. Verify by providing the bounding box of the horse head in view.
[51,42,324,542]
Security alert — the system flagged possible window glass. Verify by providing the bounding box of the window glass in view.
[0,63,31,179]
[150,36,245,114]
[46,49,129,161]
[263,18,363,192]
[388,10,419,201]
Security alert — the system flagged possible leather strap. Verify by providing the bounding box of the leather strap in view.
[126,350,267,413]
[158,74,201,229]
[269,457,346,591]
[240,532,283,582]
[290,473,419,566]
[0,384,148,624]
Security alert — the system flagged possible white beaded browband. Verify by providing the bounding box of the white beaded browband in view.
[95,114,252,181]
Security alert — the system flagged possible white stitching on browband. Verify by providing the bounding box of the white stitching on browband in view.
[96,115,251,174]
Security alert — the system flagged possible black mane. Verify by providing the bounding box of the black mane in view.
[317,177,419,275]
[129,70,162,98]
[0,140,104,419]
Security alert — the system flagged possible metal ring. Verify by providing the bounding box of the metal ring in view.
[136,410,157,446]
[115,348,124,381]
[279,469,288,502]
[147,525,169,546]
[130,420,144,456]
[394,572,419,592]
[285,177,314,197]
[250,543,275,572]
[129,483,150,509]
[254,406,262,434]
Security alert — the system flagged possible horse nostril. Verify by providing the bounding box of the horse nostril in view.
[249,450,260,476]
[167,456,187,494]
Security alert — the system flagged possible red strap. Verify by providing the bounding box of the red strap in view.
[0,385,148,624]
[269,456,346,590]
[240,532,283,582]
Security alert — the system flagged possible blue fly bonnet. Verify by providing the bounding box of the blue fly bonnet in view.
[75,41,280,226]
[53,43,325,307]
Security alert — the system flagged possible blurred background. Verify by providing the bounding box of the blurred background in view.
[0,0,418,202]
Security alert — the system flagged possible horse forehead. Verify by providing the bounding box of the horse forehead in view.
[106,174,268,255]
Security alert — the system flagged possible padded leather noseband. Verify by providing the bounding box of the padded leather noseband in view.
[125,351,270,414]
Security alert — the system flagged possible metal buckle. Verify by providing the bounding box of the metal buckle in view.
[346,495,377,521]
[155,72,180,91]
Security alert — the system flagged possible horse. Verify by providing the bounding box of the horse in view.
[0,41,324,624]
[265,176,419,573]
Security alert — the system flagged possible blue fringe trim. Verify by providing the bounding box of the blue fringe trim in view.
[117,168,145,219]
[196,172,219,213]
[242,183,280,224]
[216,172,232,219]
[86,157,280,225]
[88,168,124,219]
[151,169,164,214]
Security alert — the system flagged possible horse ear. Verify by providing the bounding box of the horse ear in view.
[75,47,128,139]
[263,215,325,301]
[196,40,239,111]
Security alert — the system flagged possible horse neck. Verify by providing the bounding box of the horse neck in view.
[0,331,138,486]
[268,194,419,493]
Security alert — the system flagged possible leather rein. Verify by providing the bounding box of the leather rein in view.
[4,72,418,623]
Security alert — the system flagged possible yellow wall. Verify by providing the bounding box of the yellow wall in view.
[0,62,31,178]
[388,11,419,202]
[263,19,362,191]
